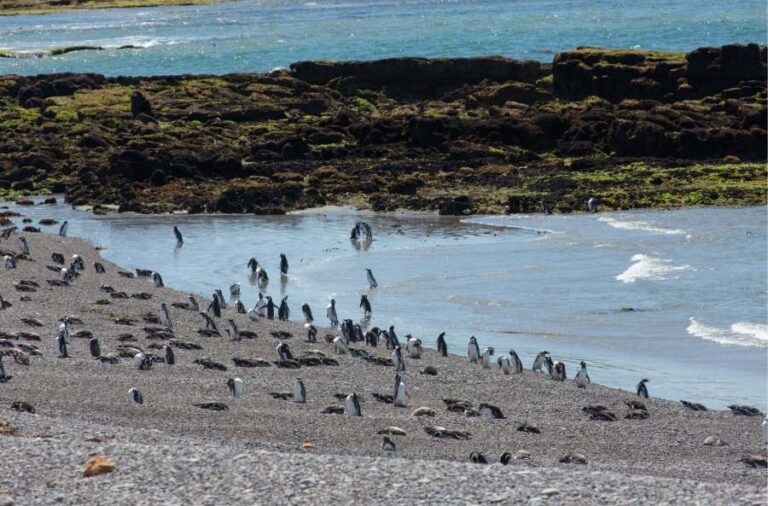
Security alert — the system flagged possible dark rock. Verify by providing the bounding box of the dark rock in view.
[130,90,152,118]
[439,196,474,216]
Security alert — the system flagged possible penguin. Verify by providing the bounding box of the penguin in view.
[89,337,100,358]
[228,319,240,341]
[637,378,649,398]
[587,197,598,213]
[359,294,372,315]
[56,332,68,358]
[575,361,590,388]
[509,350,524,374]
[258,269,269,287]
[500,452,512,465]
[208,295,221,318]
[532,351,550,372]
[19,236,29,255]
[265,296,277,320]
[481,347,494,369]
[365,268,378,289]
[149,271,164,288]
[467,336,480,363]
[762,415,768,444]
[280,254,289,276]
[0,356,6,382]
[215,289,227,309]
[164,344,175,365]
[436,332,447,357]
[306,324,317,343]
[58,220,68,237]
[235,300,246,314]
[333,336,348,354]
[276,342,293,361]
[382,436,396,454]
[230,283,241,300]
[394,374,407,407]
[345,393,362,417]
[58,321,69,340]
[278,296,290,321]
[173,226,183,246]
[326,299,339,327]
[405,335,422,359]
[352,324,364,343]
[247,257,258,273]
[392,345,405,372]
[364,327,379,347]
[293,378,306,403]
[302,303,314,323]
[188,294,199,311]
[497,355,511,375]
[469,452,488,464]
[388,326,399,348]
[71,255,84,271]
[340,319,353,344]
[200,312,217,330]
[94,262,106,273]
[228,377,244,398]
[4,255,15,269]
[551,361,566,381]
[128,388,144,405]
[160,303,173,330]
[134,352,151,370]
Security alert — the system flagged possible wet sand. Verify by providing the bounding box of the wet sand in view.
[0,228,765,504]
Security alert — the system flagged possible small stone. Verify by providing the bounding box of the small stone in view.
[0,494,14,506]
[0,420,17,436]
[83,455,115,477]
[514,450,531,460]
[541,488,559,497]
[703,436,728,446]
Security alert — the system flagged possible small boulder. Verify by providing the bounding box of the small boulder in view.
[130,91,152,118]
[83,455,115,477]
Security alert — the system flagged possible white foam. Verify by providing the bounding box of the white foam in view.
[616,253,691,283]
[599,216,687,236]
[687,318,768,348]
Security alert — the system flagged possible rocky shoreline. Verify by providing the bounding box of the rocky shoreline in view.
[0,218,765,505]
[0,44,765,215]
[0,0,220,17]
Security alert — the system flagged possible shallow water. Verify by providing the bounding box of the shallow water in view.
[4,200,766,409]
[1,0,766,75]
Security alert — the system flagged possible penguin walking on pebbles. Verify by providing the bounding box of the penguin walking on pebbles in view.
[293,378,306,403]
[265,296,278,320]
[128,388,143,405]
[508,350,524,374]
[481,347,494,369]
[4,255,15,269]
[134,352,151,371]
[228,319,241,341]
[467,336,480,363]
[575,361,591,388]
[392,345,405,372]
[394,374,407,407]
[345,393,362,417]
[152,272,164,288]
[497,355,512,375]
[56,331,69,359]
[306,325,317,343]
[436,332,448,357]
[532,351,550,373]
[160,303,173,330]
[551,361,566,381]
[164,344,175,365]
[228,378,244,398]
[333,336,349,354]
[19,237,29,255]
[405,336,422,359]
[208,295,221,318]
[637,379,649,398]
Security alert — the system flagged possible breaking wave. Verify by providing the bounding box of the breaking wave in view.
[687,318,768,347]
[616,253,691,283]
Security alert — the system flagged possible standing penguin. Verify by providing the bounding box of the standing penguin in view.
[365,268,378,289]
[587,197,598,213]
[0,356,7,382]
[19,236,29,256]
[173,226,183,246]
[575,361,590,388]
[278,296,290,321]
[228,319,240,341]
[293,378,306,403]
[151,271,164,288]
[497,355,511,375]
[58,221,68,237]
[89,337,101,358]
[509,350,524,374]
[382,436,396,454]
[265,296,278,320]
[228,377,244,399]
[481,347,494,369]
[388,326,400,348]
[551,361,566,381]
[405,336,422,359]
[235,300,246,314]
[345,393,362,417]
[333,336,349,354]
[394,374,407,407]
[392,345,405,372]
[306,324,317,343]
[160,303,173,330]
[365,327,379,347]
[128,388,144,405]
[280,254,289,276]
[359,294,372,315]
[247,257,259,274]
[276,342,293,361]
[134,352,151,370]
[255,293,268,317]
[637,378,649,398]
[4,255,15,269]
[467,336,480,363]
[302,303,314,323]
[230,283,241,300]
[187,294,199,311]
[532,351,550,372]
[164,344,175,365]
[258,269,269,287]
[56,332,69,358]
[214,289,228,309]
[208,295,221,318]
[326,299,339,327]
[436,332,448,357]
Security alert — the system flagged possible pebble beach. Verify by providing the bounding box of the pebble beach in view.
[0,219,765,505]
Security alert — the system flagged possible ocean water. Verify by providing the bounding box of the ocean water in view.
[3,200,766,409]
[0,0,766,75]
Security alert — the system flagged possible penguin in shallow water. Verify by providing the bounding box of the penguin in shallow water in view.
[467,336,480,363]
[509,350,524,374]
[174,226,183,246]
[436,332,447,357]
[359,294,372,315]
[405,335,422,359]
[278,296,290,321]
[481,347,494,369]
[392,345,405,372]
[228,377,243,398]
[280,254,289,276]
[152,271,164,288]
[258,269,269,287]
[293,378,306,403]
[230,283,241,300]
[58,221,68,237]
[247,257,258,274]
[532,351,550,372]
[345,393,362,417]
[326,299,339,327]
[394,374,407,407]
[276,342,293,361]
[365,268,378,289]
[575,361,590,388]
[160,303,173,330]
[19,236,29,256]
[302,303,314,323]
[128,388,143,405]
[637,378,649,398]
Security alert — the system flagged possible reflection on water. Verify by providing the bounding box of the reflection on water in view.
[4,198,766,409]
